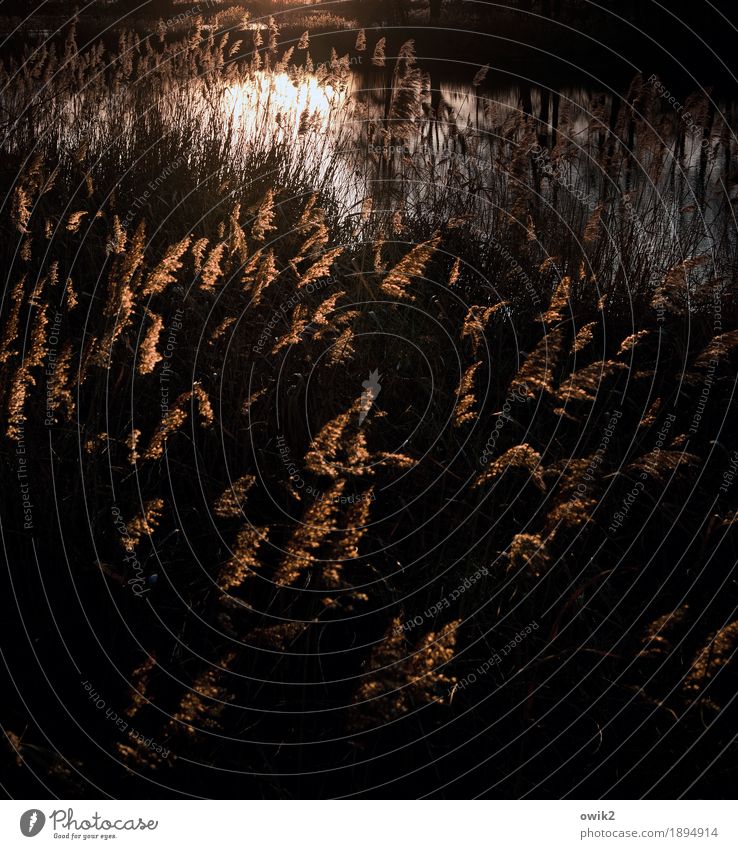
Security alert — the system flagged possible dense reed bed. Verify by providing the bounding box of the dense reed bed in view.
[1,18,737,798]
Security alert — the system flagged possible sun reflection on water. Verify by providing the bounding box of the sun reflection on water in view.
[223,72,341,137]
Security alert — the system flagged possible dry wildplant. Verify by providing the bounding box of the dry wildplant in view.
[380,234,440,300]
[352,618,460,727]
[1,19,736,798]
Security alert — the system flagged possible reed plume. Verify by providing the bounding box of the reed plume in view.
[617,330,650,355]
[298,246,343,288]
[380,234,440,300]
[46,342,74,422]
[219,524,267,591]
[142,385,212,460]
[275,480,346,585]
[199,242,226,291]
[272,304,308,354]
[448,257,461,287]
[639,606,689,659]
[251,189,277,242]
[511,326,566,398]
[626,449,699,483]
[558,358,626,403]
[142,235,191,297]
[507,532,550,577]
[121,499,164,554]
[472,64,490,87]
[541,275,571,324]
[213,476,256,519]
[352,619,460,727]
[461,303,505,355]
[6,302,48,440]
[454,361,481,427]
[137,312,163,375]
[124,655,157,720]
[474,444,546,491]
[170,653,235,737]
[12,186,31,233]
[572,321,596,353]
[0,277,26,365]
[327,327,355,365]
[372,38,386,67]
[66,211,88,233]
[693,329,738,367]
[329,487,374,565]
[683,620,738,696]
[191,238,209,273]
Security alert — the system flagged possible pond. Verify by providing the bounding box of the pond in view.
[210,64,734,283]
[11,48,734,288]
